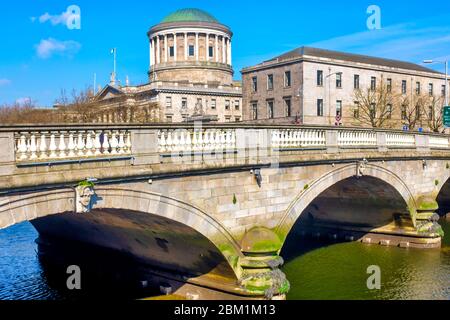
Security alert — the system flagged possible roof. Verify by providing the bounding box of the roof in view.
[260,46,442,75]
[161,8,219,24]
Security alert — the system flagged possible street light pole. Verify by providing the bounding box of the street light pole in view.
[424,59,448,106]
[326,70,342,125]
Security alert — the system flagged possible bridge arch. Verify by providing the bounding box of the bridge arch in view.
[0,187,243,279]
[276,163,418,242]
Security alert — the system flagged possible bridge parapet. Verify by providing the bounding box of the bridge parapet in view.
[14,129,132,163]
[1,124,450,171]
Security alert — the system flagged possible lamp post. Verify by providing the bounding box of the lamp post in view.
[423,59,448,106]
[326,69,343,125]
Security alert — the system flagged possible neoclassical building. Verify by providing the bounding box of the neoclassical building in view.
[59,9,243,123]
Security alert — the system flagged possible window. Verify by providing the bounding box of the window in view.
[401,105,407,120]
[428,106,434,120]
[442,85,446,97]
[416,82,421,95]
[415,105,421,119]
[211,99,217,110]
[387,104,392,119]
[284,71,291,87]
[336,73,342,88]
[267,74,274,90]
[317,99,324,116]
[402,80,407,94]
[370,103,376,118]
[225,116,231,122]
[165,96,172,109]
[387,78,392,92]
[225,100,230,110]
[371,77,377,91]
[235,117,241,122]
[267,100,274,119]
[166,115,173,123]
[317,70,323,86]
[284,98,291,117]
[189,45,195,56]
[209,46,214,58]
[252,102,258,120]
[181,97,188,110]
[429,83,434,96]
[336,100,342,117]
[354,102,360,119]
[235,100,240,110]
[252,77,258,92]
[169,46,174,57]
[354,74,360,90]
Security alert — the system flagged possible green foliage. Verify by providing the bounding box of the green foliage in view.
[303,184,309,191]
[233,194,237,205]
[78,180,95,188]
[435,180,440,186]
[447,163,450,169]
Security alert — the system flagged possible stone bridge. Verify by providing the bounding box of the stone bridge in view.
[0,124,449,299]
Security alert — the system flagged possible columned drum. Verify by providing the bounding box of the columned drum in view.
[147,8,234,85]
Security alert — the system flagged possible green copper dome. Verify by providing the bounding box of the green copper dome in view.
[161,8,219,24]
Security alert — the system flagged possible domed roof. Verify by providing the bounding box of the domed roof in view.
[161,8,219,24]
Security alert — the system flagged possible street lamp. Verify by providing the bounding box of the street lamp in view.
[423,59,449,106]
[326,70,343,125]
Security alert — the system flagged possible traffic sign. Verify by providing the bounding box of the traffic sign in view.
[444,106,450,128]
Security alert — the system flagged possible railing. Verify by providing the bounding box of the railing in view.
[158,129,236,153]
[271,129,326,149]
[15,130,132,162]
[429,136,450,149]
[338,131,377,147]
[3,125,450,167]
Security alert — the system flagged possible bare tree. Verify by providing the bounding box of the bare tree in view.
[422,95,445,133]
[400,93,430,130]
[353,78,399,128]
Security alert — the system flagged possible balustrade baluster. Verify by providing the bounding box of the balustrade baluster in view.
[110,132,119,155]
[58,133,66,158]
[77,132,85,156]
[39,133,47,159]
[118,132,126,154]
[67,133,76,157]
[102,132,110,155]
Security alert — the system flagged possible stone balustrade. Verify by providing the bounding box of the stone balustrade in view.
[158,129,236,153]
[14,130,132,162]
[3,125,450,166]
[271,129,326,149]
[338,130,377,147]
[386,133,416,148]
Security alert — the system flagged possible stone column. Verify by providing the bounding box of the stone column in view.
[195,32,199,61]
[184,32,188,60]
[149,39,153,67]
[205,33,209,61]
[215,34,219,63]
[156,36,160,64]
[222,37,226,64]
[229,39,232,66]
[164,34,168,63]
[173,33,177,61]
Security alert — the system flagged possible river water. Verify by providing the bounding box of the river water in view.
[0,220,449,300]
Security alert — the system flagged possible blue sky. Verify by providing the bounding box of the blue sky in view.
[1,0,450,107]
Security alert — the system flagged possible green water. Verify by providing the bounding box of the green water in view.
[283,219,450,300]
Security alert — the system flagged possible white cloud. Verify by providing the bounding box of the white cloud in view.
[35,38,81,59]
[35,11,75,26]
[15,97,32,105]
[0,79,11,87]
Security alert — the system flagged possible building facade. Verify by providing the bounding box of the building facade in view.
[61,8,243,124]
[241,47,449,129]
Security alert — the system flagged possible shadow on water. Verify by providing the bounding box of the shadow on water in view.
[280,219,450,300]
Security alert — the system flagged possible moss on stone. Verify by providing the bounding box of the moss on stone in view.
[416,196,439,211]
[241,227,283,254]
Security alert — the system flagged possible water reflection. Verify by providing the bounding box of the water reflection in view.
[0,220,449,300]
[282,219,450,300]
